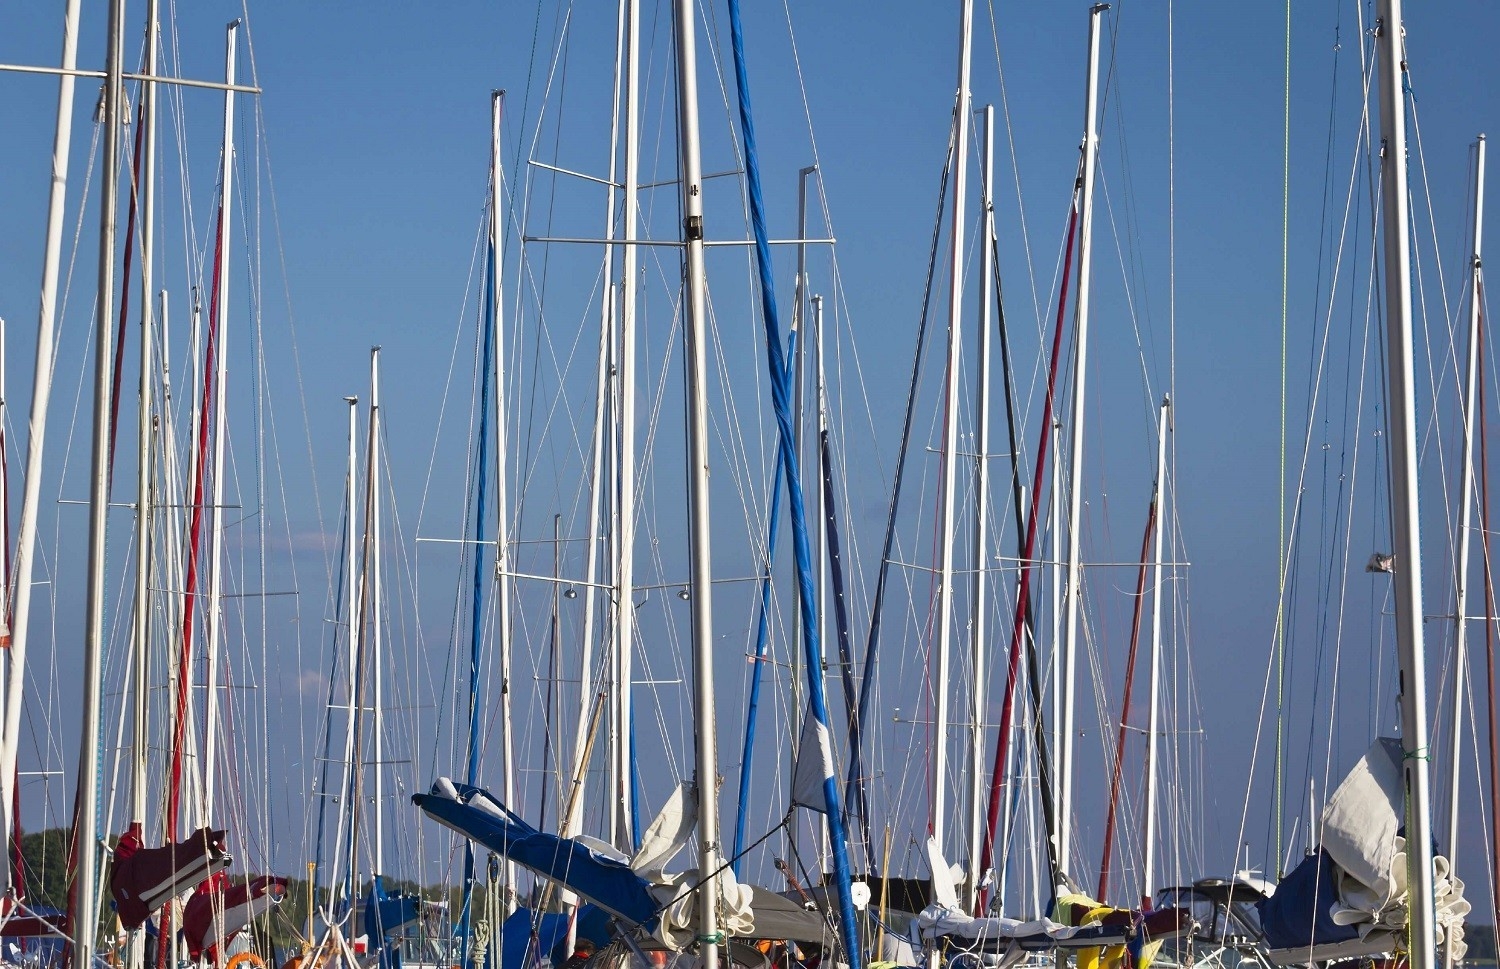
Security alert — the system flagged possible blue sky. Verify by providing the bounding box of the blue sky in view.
[2,0,1500,920]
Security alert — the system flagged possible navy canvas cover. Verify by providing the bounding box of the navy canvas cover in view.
[1256,850,1359,951]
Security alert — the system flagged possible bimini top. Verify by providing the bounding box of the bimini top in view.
[1157,875,1274,910]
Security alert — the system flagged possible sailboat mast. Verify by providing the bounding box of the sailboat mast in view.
[74,0,126,961]
[1050,421,1061,833]
[0,0,82,885]
[671,0,720,966]
[614,0,642,852]
[790,171,808,739]
[965,103,995,911]
[790,162,818,756]
[1444,135,1484,969]
[1058,2,1107,882]
[203,18,240,821]
[565,0,627,858]
[1374,2,1438,965]
[932,0,973,860]
[371,345,384,879]
[1142,394,1170,904]
[489,88,519,915]
[335,394,359,909]
[125,15,160,963]
[130,0,161,844]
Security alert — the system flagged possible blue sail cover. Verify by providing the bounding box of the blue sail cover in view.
[414,779,659,928]
[501,910,566,969]
[364,880,443,969]
[495,904,614,969]
[1256,849,1359,951]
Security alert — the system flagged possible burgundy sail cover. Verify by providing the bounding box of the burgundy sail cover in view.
[109,827,231,930]
[182,872,288,959]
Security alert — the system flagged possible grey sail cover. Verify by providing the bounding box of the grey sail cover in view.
[790,709,834,814]
[1319,737,1402,906]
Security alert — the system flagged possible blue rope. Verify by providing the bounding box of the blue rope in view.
[733,331,795,875]
[722,5,862,967]
[458,228,498,969]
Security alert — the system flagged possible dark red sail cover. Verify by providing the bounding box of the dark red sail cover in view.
[181,873,288,960]
[109,827,231,930]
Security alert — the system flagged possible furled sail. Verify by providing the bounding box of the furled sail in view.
[108,827,231,930]
[1257,738,1470,963]
[181,873,288,960]
[414,779,659,927]
[915,839,1192,969]
[415,779,809,950]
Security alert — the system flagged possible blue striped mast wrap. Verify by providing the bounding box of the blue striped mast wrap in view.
[457,200,499,969]
[722,4,863,966]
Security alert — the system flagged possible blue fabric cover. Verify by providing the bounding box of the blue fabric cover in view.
[414,781,659,928]
[501,910,568,969]
[365,881,428,969]
[1256,850,1359,950]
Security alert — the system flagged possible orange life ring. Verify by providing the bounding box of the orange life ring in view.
[226,951,267,969]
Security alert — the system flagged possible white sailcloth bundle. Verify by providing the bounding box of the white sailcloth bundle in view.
[633,781,757,949]
[1317,739,1471,958]
[651,866,757,950]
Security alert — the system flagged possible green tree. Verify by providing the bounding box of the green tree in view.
[18,826,70,910]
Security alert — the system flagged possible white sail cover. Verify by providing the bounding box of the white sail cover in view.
[790,710,835,814]
[1321,738,1470,954]
[1262,737,1471,963]
[650,865,756,949]
[1320,738,1403,905]
[923,836,963,910]
[631,781,698,877]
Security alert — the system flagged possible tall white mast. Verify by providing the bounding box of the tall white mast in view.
[932,0,973,861]
[202,20,240,820]
[173,292,205,837]
[613,0,642,851]
[813,287,831,867]
[1374,3,1438,965]
[130,0,161,848]
[75,0,126,960]
[565,0,628,857]
[1057,3,1107,882]
[790,163,817,745]
[1444,134,1484,969]
[965,103,996,911]
[370,346,384,879]
[560,9,631,949]
[333,394,359,911]
[813,287,828,662]
[670,1,720,967]
[1050,421,1061,830]
[489,89,519,915]
[128,16,162,966]
[0,0,83,883]
[1142,395,1170,904]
